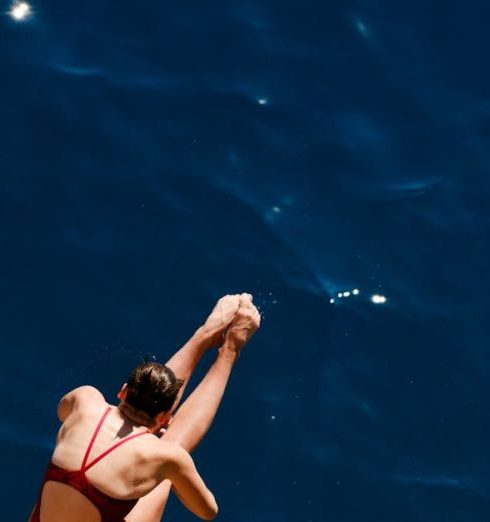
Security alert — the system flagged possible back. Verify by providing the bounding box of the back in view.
[31,390,167,522]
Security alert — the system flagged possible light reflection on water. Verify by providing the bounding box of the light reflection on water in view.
[1,1,490,521]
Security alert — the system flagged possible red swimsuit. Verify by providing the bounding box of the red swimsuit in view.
[32,407,150,522]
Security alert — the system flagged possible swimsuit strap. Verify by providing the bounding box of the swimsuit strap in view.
[83,430,149,472]
[81,407,112,471]
[81,406,150,473]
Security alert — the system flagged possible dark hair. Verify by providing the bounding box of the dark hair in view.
[125,362,184,418]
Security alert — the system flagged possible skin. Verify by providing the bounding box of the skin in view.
[30,293,261,522]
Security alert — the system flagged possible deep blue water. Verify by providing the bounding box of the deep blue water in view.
[1,1,490,520]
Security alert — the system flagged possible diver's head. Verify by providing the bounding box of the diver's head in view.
[117,362,183,429]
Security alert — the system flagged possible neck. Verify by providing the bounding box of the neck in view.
[118,401,156,430]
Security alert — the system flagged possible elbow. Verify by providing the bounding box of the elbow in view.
[202,504,218,520]
[200,498,218,520]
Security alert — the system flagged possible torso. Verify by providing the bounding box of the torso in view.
[31,394,172,522]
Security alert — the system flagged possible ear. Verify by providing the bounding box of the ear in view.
[117,383,128,401]
[155,411,173,428]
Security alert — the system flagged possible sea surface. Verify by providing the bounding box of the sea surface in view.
[1,1,489,520]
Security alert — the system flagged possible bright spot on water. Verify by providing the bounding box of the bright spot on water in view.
[272,206,281,213]
[329,298,335,304]
[9,1,31,20]
[355,19,369,36]
[270,415,276,420]
[257,98,268,105]
[371,294,387,304]
[342,291,351,297]
[337,292,343,298]
[352,288,360,295]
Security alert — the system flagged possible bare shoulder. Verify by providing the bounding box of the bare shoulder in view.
[71,385,106,404]
[62,385,107,408]
[156,440,193,471]
[58,385,106,422]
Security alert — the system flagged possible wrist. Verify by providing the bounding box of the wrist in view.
[194,326,214,350]
[217,342,240,364]
[218,338,242,361]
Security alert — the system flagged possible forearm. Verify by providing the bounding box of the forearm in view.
[165,326,213,409]
[163,343,238,453]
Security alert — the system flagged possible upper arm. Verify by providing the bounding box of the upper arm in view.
[57,386,105,422]
[164,446,218,520]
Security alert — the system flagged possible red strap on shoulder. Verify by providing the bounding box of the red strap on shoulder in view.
[80,406,150,473]
[83,430,149,472]
[81,407,112,471]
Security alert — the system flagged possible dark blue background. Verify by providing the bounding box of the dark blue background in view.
[1,1,489,520]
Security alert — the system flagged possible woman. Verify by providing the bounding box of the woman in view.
[30,293,261,521]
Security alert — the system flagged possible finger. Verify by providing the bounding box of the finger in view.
[230,297,240,314]
[222,294,240,309]
[218,294,239,305]
[239,292,251,302]
[248,305,260,319]
[239,293,253,308]
[220,294,238,302]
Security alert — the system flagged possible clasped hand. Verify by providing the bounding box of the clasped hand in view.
[202,293,261,350]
